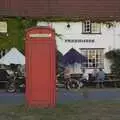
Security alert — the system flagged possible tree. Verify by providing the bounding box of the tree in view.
[0,18,37,51]
[56,50,64,74]
[105,49,120,79]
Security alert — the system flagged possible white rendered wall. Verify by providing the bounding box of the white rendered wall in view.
[37,22,120,73]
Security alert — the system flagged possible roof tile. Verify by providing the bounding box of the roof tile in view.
[0,0,120,21]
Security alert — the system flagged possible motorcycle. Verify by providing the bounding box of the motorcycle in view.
[7,72,25,93]
[7,75,16,93]
[57,72,85,90]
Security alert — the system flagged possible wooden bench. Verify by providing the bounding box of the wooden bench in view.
[87,73,120,87]
[88,79,120,88]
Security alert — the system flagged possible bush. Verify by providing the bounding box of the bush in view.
[105,49,120,79]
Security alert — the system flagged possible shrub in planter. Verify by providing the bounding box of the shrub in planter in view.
[105,49,120,79]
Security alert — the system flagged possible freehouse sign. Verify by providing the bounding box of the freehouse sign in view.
[65,39,95,43]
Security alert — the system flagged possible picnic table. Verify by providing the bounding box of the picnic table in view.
[70,73,120,88]
[89,74,120,88]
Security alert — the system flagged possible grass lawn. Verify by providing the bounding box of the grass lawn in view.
[0,100,120,120]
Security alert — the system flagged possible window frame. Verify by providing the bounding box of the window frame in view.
[80,48,104,69]
[82,20,101,34]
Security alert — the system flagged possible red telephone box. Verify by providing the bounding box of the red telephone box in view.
[25,27,56,107]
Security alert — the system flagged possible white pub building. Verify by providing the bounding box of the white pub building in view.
[1,0,120,75]
[37,21,120,74]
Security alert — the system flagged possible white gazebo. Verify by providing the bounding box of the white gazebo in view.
[0,48,25,65]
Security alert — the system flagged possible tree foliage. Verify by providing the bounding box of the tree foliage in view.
[105,49,120,79]
[0,17,37,51]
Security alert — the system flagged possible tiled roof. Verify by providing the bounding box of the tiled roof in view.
[0,0,120,21]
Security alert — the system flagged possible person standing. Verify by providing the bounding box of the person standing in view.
[92,69,98,81]
[63,67,71,89]
[96,68,105,88]
[64,67,71,79]
[80,68,89,87]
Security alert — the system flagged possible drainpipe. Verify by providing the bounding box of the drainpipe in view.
[113,21,116,49]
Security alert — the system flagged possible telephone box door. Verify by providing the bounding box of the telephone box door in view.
[25,27,56,107]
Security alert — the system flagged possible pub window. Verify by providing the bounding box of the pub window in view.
[80,48,104,68]
[82,20,101,34]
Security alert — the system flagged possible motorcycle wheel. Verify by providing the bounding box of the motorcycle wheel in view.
[67,79,81,91]
[7,84,16,93]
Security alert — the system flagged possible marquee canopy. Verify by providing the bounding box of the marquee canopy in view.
[0,48,25,65]
[62,48,88,65]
